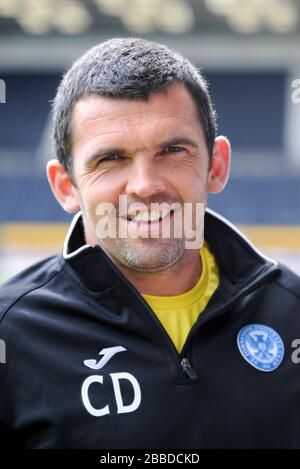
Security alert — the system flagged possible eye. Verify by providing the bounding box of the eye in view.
[165,146,185,153]
[100,153,124,163]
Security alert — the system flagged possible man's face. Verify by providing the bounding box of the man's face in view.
[70,83,210,272]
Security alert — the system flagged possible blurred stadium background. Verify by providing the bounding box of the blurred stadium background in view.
[0,0,300,283]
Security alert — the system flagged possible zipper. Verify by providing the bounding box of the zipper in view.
[181,357,198,380]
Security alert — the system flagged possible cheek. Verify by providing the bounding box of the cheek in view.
[78,174,122,217]
[167,161,208,201]
[179,182,208,205]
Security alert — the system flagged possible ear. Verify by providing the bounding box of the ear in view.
[207,136,231,193]
[46,159,80,213]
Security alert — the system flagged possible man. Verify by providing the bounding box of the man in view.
[0,38,299,449]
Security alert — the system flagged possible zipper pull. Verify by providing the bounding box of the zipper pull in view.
[181,358,198,380]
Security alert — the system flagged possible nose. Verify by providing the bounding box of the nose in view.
[125,157,167,199]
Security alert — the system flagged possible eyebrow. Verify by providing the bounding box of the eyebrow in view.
[160,136,199,150]
[84,136,200,166]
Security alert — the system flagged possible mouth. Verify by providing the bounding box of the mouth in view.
[126,209,174,224]
[120,208,176,238]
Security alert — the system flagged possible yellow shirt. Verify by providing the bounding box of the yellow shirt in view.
[141,242,219,354]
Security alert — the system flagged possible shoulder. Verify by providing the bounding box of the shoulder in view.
[0,255,65,325]
[258,262,300,325]
[274,262,300,304]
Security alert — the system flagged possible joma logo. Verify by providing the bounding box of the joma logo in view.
[81,346,141,417]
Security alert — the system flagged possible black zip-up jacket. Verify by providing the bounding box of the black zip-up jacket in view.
[0,209,300,449]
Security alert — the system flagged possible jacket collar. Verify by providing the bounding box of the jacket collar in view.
[62,209,281,297]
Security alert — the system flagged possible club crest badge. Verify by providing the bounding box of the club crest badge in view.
[237,324,284,372]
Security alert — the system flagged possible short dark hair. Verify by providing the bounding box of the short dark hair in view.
[52,37,217,182]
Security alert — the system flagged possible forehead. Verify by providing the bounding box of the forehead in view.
[71,83,203,146]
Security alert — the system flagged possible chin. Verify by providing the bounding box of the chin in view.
[120,243,184,272]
